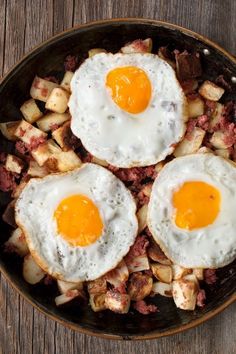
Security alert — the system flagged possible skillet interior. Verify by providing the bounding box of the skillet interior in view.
[0,19,236,340]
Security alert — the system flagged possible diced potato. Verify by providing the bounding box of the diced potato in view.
[215,149,230,159]
[151,264,172,283]
[57,279,83,294]
[174,127,205,157]
[27,160,48,177]
[45,150,81,172]
[20,98,43,123]
[147,240,171,265]
[91,156,109,167]
[30,76,59,102]
[172,264,191,280]
[87,277,107,295]
[210,131,230,149]
[197,146,213,154]
[105,291,130,314]
[14,120,47,145]
[172,278,198,310]
[183,273,199,285]
[2,200,17,228]
[4,228,29,257]
[45,88,70,114]
[23,254,46,285]
[187,97,204,118]
[128,273,153,301]
[193,268,204,281]
[105,260,129,287]
[121,38,152,54]
[125,254,149,273]
[152,282,172,297]
[5,154,24,174]
[0,121,19,141]
[137,204,148,233]
[199,80,225,101]
[36,112,70,132]
[89,293,107,312]
[141,183,152,198]
[55,289,81,306]
[209,103,224,129]
[155,161,165,173]
[88,48,107,57]
[60,71,74,92]
[31,139,61,166]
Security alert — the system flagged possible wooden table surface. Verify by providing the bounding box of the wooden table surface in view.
[0,1,236,353]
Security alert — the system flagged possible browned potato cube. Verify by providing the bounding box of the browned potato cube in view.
[89,293,107,312]
[36,112,70,132]
[45,88,70,114]
[137,204,148,233]
[197,146,213,154]
[209,103,224,129]
[91,156,109,167]
[20,98,43,123]
[105,260,129,287]
[172,264,191,280]
[193,268,204,281]
[152,281,172,297]
[187,97,204,118]
[174,127,205,157]
[125,253,150,273]
[172,278,198,310]
[151,263,172,283]
[210,131,230,149]
[87,277,107,295]
[199,80,225,101]
[121,38,152,54]
[0,121,19,141]
[55,289,81,306]
[12,179,29,199]
[215,149,230,159]
[88,48,107,57]
[14,120,47,145]
[147,239,171,265]
[30,76,59,102]
[155,161,165,173]
[57,279,83,294]
[60,71,74,92]
[23,254,46,284]
[45,150,81,172]
[5,154,24,174]
[128,272,153,301]
[105,290,130,314]
[4,228,29,256]
[27,160,48,177]
[31,140,61,166]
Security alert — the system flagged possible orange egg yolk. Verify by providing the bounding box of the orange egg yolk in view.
[54,194,103,247]
[106,66,152,114]
[172,181,220,230]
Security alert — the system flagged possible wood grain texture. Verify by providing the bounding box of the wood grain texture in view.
[0,0,236,353]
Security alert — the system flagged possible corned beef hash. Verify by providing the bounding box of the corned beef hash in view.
[1,38,236,315]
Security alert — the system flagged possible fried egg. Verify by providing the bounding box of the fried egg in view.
[15,163,138,282]
[69,53,187,168]
[147,153,236,268]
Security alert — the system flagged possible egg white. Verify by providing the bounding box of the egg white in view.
[69,53,187,168]
[147,153,236,268]
[15,164,138,282]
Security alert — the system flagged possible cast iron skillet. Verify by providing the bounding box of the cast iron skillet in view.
[0,19,236,340]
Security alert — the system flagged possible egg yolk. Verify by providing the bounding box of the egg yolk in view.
[106,66,152,114]
[54,195,103,247]
[172,181,220,230]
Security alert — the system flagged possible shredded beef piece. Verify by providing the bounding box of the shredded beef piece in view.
[60,122,81,150]
[224,101,236,123]
[197,114,209,130]
[205,100,217,117]
[133,300,158,315]
[187,92,199,100]
[175,50,202,80]
[204,269,217,285]
[215,75,232,92]
[114,281,127,294]
[137,190,149,206]
[15,141,29,154]
[158,46,174,60]
[185,119,197,139]
[28,136,46,151]
[127,235,149,258]
[64,55,78,72]
[44,275,54,285]
[50,123,60,131]
[0,152,7,163]
[196,289,206,307]
[2,200,17,228]
[108,165,156,185]
[0,166,16,192]
[43,76,59,84]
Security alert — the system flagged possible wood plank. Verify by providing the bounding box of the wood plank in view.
[0,0,6,77]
